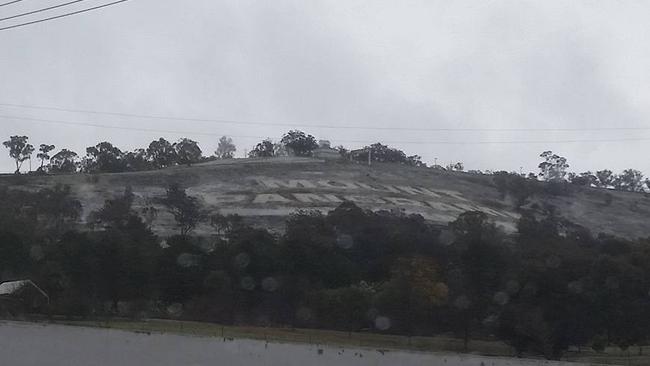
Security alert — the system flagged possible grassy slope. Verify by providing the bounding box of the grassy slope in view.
[2,157,650,239]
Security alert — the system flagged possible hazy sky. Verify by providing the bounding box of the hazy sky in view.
[2,0,650,174]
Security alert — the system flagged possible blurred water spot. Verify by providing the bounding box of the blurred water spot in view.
[438,230,456,246]
[296,307,313,321]
[234,252,251,269]
[374,316,391,331]
[605,276,620,290]
[366,308,380,321]
[177,253,200,268]
[545,255,561,269]
[29,245,44,261]
[568,281,583,294]
[505,280,520,295]
[454,295,471,310]
[240,276,255,290]
[261,277,279,292]
[336,234,354,249]
[167,303,183,317]
[446,268,463,289]
[256,314,271,326]
[493,291,509,305]
[522,282,538,297]
[482,314,499,327]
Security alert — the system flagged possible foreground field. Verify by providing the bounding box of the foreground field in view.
[0,320,599,366]
[11,318,645,365]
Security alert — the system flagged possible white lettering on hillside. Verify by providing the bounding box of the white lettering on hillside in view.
[252,194,293,204]
[199,177,518,223]
[317,180,359,189]
[258,179,317,189]
[293,193,343,203]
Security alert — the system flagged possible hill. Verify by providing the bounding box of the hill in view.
[1,156,648,239]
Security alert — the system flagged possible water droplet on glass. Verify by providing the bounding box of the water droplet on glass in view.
[454,295,471,310]
[505,280,520,295]
[545,255,561,269]
[522,282,538,297]
[482,314,499,326]
[29,245,44,261]
[261,277,279,292]
[366,308,380,321]
[605,276,619,290]
[234,252,251,269]
[438,230,456,246]
[493,291,509,305]
[336,234,354,249]
[167,303,183,317]
[177,253,200,268]
[568,281,583,294]
[296,307,313,321]
[374,316,391,331]
[240,276,255,290]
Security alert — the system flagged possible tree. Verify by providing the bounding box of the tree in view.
[273,142,289,157]
[280,130,318,157]
[613,169,645,192]
[88,186,137,229]
[3,135,34,174]
[351,143,421,166]
[596,169,614,188]
[538,151,569,182]
[161,184,205,236]
[147,138,177,169]
[448,162,464,171]
[569,171,597,187]
[249,139,275,158]
[215,136,236,159]
[493,171,539,207]
[375,256,447,335]
[84,188,161,310]
[0,231,30,276]
[83,142,126,173]
[448,211,507,351]
[407,155,426,167]
[124,148,151,171]
[174,138,202,166]
[50,149,78,173]
[36,144,56,171]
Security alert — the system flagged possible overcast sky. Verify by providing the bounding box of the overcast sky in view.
[1,0,650,174]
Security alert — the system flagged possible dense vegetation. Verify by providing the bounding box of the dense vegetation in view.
[5,134,649,195]
[1,183,650,360]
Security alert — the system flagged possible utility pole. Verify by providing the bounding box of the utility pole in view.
[368,147,371,166]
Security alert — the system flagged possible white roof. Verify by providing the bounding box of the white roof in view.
[0,280,31,295]
[0,280,49,301]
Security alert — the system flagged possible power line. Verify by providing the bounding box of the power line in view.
[1,102,649,132]
[0,0,23,7]
[0,0,129,32]
[3,114,650,145]
[0,0,87,23]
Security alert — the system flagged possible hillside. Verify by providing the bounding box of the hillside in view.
[1,157,649,239]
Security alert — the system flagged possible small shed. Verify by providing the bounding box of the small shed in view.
[313,147,341,160]
[0,280,49,314]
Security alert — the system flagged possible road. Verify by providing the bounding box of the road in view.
[0,321,594,366]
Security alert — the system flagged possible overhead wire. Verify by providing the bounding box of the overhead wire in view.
[0,0,23,7]
[1,102,649,132]
[0,0,88,22]
[3,114,650,145]
[0,0,129,31]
